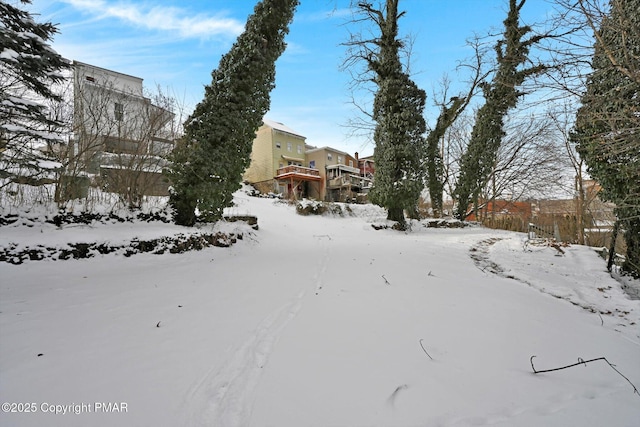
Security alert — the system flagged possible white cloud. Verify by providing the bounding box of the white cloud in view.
[62,0,244,39]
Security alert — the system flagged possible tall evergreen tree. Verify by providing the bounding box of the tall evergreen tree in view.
[453,0,546,220]
[0,0,69,184]
[572,0,640,277]
[426,97,465,218]
[355,0,427,226]
[167,0,299,226]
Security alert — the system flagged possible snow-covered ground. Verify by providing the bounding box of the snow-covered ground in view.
[1,190,639,426]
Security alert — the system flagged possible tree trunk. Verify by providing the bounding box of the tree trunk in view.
[575,174,586,245]
[387,207,406,225]
[490,168,496,226]
[607,220,619,272]
[622,217,640,278]
[171,192,197,226]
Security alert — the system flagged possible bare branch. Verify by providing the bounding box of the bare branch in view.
[530,355,640,398]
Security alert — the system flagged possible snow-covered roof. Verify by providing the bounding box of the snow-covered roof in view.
[72,60,143,83]
[262,119,305,139]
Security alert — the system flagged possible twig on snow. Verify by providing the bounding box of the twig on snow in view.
[419,339,433,360]
[382,275,390,285]
[530,355,639,398]
[550,242,565,255]
[387,384,408,407]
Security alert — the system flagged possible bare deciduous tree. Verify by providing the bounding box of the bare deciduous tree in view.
[48,65,182,209]
[484,114,565,213]
[339,1,419,149]
[426,36,491,217]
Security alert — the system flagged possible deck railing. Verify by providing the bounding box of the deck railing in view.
[327,174,373,188]
[528,222,560,241]
[276,165,321,178]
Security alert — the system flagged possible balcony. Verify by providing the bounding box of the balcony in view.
[275,165,322,181]
[327,174,373,190]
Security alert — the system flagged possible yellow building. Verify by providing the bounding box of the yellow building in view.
[243,119,321,198]
[244,119,372,201]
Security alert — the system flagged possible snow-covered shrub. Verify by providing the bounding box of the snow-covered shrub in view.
[296,200,344,216]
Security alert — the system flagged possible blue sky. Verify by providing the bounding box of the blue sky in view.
[27,0,556,156]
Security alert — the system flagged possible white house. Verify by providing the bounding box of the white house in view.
[69,61,175,201]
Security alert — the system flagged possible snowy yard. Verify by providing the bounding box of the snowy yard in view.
[1,190,639,426]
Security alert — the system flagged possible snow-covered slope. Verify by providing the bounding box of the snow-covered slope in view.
[1,191,639,426]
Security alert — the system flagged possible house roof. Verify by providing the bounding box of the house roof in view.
[72,60,143,83]
[326,164,360,174]
[262,119,305,139]
[281,155,305,163]
[305,146,351,157]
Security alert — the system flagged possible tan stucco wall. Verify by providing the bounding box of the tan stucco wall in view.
[304,150,326,200]
[305,148,350,200]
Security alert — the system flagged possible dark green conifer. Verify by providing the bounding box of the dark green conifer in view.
[572,0,640,277]
[363,0,427,226]
[1,0,69,183]
[167,0,299,225]
[426,97,465,218]
[453,0,545,220]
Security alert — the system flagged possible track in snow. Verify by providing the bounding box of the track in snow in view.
[182,289,307,426]
[183,234,331,426]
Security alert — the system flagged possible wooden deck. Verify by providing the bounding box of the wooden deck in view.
[275,165,322,181]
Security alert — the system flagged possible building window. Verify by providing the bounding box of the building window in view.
[297,145,302,154]
[114,103,124,121]
[349,160,354,167]
[276,142,281,149]
[105,137,138,155]
[337,155,343,164]
[327,153,333,161]
[150,140,173,156]
[287,142,292,151]
[309,160,316,169]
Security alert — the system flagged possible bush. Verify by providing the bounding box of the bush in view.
[296,200,343,216]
